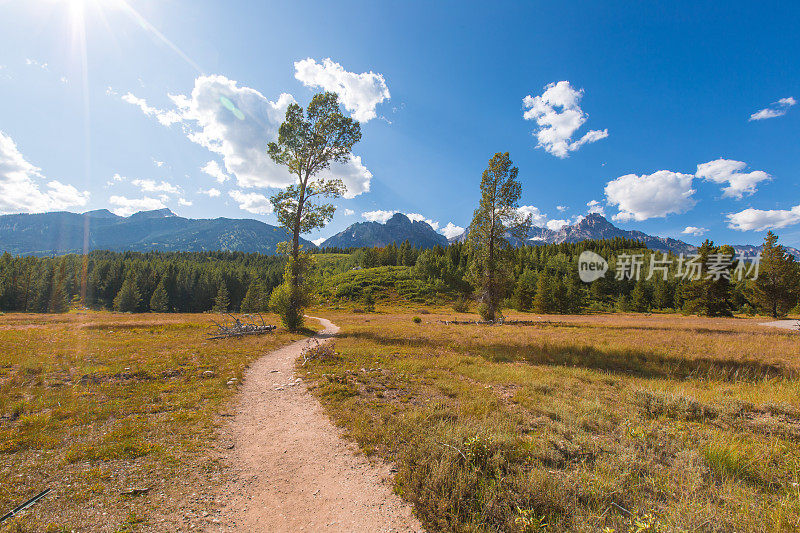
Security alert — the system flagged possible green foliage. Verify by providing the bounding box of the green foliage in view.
[241,280,268,313]
[270,254,312,330]
[267,91,362,330]
[149,279,169,312]
[362,287,375,312]
[466,152,531,321]
[213,282,230,312]
[113,274,141,312]
[681,240,734,317]
[752,231,800,318]
[412,316,421,324]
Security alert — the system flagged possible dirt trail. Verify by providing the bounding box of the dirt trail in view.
[760,319,800,330]
[216,316,423,532]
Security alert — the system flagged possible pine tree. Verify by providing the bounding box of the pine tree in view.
[113,274,141,312]
[467,152,531,321]
[363,288,376,312]
[149,279,169,312]
[213,282,230,312]
[681,240,733,317]
[752,231,800,318]
[533,270,555,313]
[630,279,650,312]
[241,280,266,313]
[48,259,70,313]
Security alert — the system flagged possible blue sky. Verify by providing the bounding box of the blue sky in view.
[0,0,798,246]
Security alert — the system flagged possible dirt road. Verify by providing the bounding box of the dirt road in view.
[216,316,422,532]
[760,319,800,330]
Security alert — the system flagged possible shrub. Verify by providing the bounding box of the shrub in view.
[412,316,422,324]
[452,298,470,313]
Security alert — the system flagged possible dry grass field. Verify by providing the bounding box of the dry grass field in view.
[302,309,800,532]
[0,311,313,532]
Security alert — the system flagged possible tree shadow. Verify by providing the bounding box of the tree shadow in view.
[339,331,794,382]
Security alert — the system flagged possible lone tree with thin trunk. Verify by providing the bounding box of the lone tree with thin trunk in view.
[467,152,531,321]
[752,231,799,318]
[268,92,362,330]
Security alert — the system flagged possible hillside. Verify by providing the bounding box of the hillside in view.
[0,209,315,256]
[321,213,448,249]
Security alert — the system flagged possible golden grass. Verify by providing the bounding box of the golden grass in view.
[0,311,313,532]
[302,307,800,532]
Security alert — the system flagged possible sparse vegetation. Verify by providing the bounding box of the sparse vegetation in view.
[302,309,800,532]
[0,311,313,531]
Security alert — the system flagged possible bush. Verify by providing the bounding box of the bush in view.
[452,298,470,313]
[412,316,422,324]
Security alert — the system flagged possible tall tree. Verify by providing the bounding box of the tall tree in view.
[467,152,530,321]
[113,274,141,312]
[752,231,799,318]
[681,240,733,317]
[149,279,169,312]
[213,282,230,312]
[268,92,362,330]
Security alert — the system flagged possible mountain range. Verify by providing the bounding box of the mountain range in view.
[320,212,448,249]
[0,209,314,256]
[1,209,797,260]
[447,213,800,259]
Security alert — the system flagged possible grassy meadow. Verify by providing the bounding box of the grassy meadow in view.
[301,308,800,532]
[0,311,312,532]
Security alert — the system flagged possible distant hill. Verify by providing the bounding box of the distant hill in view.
[448,213,800,259]
[0,209,315,256]
[321,212,448,249]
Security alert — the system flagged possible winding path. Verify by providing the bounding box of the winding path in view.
[217,317,422,532]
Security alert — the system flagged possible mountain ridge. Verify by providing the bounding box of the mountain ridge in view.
[0,209,315,256]
[320,212,448,249]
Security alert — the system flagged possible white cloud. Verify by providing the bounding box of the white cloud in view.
[229,190,272,215]
[109,195,166,217]
[695,159,770,199]
[517,205,548,226]
[556,205,568,212]
[131,179,181,195]
[121,92,181,126]
[122,75,372,199]
[343,208,355,216]
[312,237,326,246]
[0,130,89,214]
[407,212,439,231]
[294,58,390,122]
[605,170,696,222]
[726,205,800,231]
[178,198,193,206]
[25,58,48,70]
[682,226,708,236]
[439,222,464,240]
[523,81,608,158]
[201,160,230,183]
[586,199,605,215]
[749,96,796,121]
[153,159,165,168]
[362,209,398,223]
[546,219,570,231]
[198,187,221,198]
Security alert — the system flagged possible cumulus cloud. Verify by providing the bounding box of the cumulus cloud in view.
[605,170,696,222]
[228,190,272,215]
[343,208,355,216]
[546,219,570,231]
[201,160,230,183]
[556,205,568,212]
[726,205,800,231]
[0,130,89,214]
[198,188,221,198]
[682,226,708,236]
[407,213,439,231]
[439,222,465,240]
[523,81,608,158]
[749,96,796,121]
[695,159,770,199]
[178,198,193,206]
[121,75,373,198]
[586,199,605,215]
[362,210,398,223]
[109,195,166,217]
[131,179,181,195]
[294,58,390,122]
[517,205,548,226]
